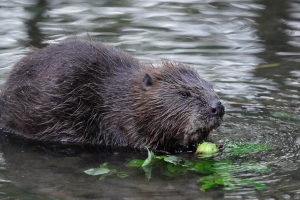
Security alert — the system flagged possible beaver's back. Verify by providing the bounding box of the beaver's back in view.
[0,40,140,145]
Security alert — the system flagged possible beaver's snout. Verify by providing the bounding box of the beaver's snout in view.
[210,100,225,117]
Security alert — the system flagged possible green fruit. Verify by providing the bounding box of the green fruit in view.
[196,142,219,154]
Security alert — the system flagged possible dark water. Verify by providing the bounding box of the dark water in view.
[0,0,300,199]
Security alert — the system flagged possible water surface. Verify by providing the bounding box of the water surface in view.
[0,0,300,199]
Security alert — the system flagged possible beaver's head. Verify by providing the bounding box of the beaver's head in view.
[131,61,224,151]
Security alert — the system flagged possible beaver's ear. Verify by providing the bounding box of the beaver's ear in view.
[142,73,153,90]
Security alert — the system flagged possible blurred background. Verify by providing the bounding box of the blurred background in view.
[0,0,299,199]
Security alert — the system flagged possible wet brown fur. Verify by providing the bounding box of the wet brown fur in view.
[0,39,224,151]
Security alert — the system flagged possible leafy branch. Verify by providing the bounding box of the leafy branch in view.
[84,142,271,191]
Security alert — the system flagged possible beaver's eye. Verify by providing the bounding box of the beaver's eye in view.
[179,91,191,98]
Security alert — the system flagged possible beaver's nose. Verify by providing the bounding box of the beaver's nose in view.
[210,100,225,117]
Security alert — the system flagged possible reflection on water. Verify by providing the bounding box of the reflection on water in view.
[0,0,299,199]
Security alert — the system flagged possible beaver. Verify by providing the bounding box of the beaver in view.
[0,39,225,151]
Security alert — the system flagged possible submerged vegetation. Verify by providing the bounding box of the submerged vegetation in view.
[271,111,300,121]
[84,142,271,191]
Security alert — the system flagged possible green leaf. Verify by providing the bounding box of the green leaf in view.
[167,163,188,174]
[198,175,216,192]
[164,155,182,165]
[198,173,234,191]
[212,160,233,173]
[142,147,155,167]
[193,160,217,174]
[200,182,214,192]
[224,142,271,156]
[155,155,167,160]
[235,179,266,190]
[100,163,108,168]
[84,168,110,176]
[182,160,194,168]
[193,162,207,174]
[236,162,269,173]
[126,159,144,167]
[117,172,130,178]
[271,112,300,121]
